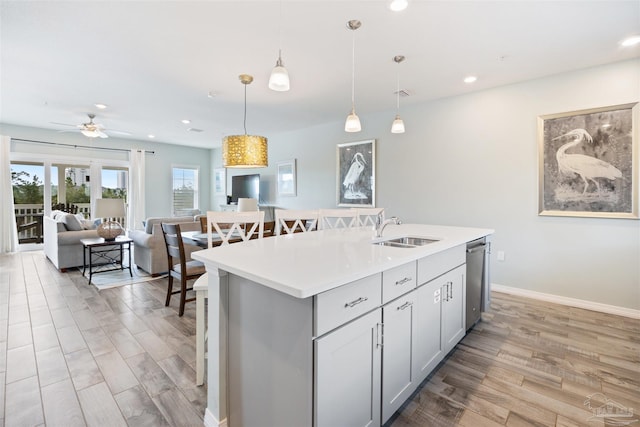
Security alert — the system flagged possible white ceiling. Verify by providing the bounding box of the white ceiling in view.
[1,1,639,149]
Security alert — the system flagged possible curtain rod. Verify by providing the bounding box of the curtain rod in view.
[11,138,155,154]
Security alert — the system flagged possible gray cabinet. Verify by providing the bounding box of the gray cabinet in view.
[381,291,418,423]
[314,309,382,427]
[441,265,466,354]
[414,278,444,381]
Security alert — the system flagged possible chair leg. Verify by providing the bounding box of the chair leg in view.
[178,277,187,317]
[165,275,173,307]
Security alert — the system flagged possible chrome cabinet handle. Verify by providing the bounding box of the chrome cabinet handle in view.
[344,296,368,308]
[397,301,413,311]
[395,277,412,286]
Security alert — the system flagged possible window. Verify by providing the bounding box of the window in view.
[172,166,199,215]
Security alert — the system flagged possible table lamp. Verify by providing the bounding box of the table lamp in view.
[95,198,125,241]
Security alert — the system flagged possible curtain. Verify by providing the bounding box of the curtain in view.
[128,149,145,231]
[0,136,18,253]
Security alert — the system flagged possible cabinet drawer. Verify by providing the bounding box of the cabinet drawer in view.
[314,273,381,337]
[417,245,465,285]
[382,262,417,304]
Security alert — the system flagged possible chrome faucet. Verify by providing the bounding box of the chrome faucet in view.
[374,215,401,238]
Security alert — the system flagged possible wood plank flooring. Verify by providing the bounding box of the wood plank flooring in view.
[0,250,205,427]
[1,250,638,427]
[389,291,640,427]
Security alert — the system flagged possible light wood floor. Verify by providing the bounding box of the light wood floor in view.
[1,250,638,427]
[390,292,640,427]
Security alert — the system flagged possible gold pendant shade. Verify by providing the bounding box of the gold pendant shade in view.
[222,134,268,168]
[222,74,268,168]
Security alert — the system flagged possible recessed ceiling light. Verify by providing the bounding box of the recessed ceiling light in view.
[621,35,640,47]
[389,0,408,11]
[94,103,108,109]
[181,119,191,124]
[463,76,477,84]
[148,134,155,139]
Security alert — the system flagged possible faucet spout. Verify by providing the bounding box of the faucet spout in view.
[375,216,401,238]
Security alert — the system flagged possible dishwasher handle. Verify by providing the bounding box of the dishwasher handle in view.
[466,243,487,254]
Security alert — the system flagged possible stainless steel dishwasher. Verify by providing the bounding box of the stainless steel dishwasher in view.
[466,237,490,330]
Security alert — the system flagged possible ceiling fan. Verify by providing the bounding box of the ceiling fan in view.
[52,113,131,139]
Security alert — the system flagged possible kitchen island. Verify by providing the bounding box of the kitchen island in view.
[193,223,493,427]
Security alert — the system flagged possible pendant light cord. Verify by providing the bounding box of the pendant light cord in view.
[243,83,247,135]
[396,64,400,112]
[351,28,356,110]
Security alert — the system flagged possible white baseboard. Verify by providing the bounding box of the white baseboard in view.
[203,408,227,427]
[491,283,640,319]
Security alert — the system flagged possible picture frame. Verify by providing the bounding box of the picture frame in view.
[214,168,226,195]
[337,139,375,207]
[277,159,297,197]
[538,102,638,219]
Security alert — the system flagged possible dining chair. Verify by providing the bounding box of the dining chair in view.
[161,222,206,316]
[318,208,358,230]
[354,207,385,227]
[205,210,265,248]
[274,209,319,235]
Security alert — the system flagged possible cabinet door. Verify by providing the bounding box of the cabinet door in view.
[382,292,418,423]
[314,309,381,427]
[441,265,466,354]
[414,278,443,383]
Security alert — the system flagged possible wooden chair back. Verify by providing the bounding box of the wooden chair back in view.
[205,211,265,247]
[275,209,319,235]
[161,222,205,316]
[318,209,358,230]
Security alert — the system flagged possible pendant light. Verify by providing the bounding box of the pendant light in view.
[268,1,290,91]
[391,55,406,134]
[345,20,361,132]
[222,74,268,168]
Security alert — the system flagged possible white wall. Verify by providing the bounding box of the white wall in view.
[257,59,640,310]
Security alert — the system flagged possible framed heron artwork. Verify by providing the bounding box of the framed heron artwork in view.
[337,139,375,207]
[537,102,638,219]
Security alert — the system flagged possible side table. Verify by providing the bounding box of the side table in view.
[80,236,133,285]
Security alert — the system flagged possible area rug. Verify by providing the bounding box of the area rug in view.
[80,265,167,290]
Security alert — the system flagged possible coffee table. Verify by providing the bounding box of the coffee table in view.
[80,236,133,285]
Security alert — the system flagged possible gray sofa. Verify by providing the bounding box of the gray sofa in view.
[43,212,102,271]
[128,216,202,276]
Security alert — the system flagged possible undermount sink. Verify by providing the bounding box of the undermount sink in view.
[373,236,440,248]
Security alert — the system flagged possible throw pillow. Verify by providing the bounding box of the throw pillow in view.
[61,213,83,231]
[81,219,96,230]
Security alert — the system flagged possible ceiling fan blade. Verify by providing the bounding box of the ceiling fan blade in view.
[57,129,81,133]
[50,121,77,127]
[108,129,132,136]
[97,130,109,138]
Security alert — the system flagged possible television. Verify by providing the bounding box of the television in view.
[230,174,260,204]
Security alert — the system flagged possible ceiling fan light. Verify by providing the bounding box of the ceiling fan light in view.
[345,109,361,132]
[268,58,290,91]
[391,115,405,133]
[81,129,99,138]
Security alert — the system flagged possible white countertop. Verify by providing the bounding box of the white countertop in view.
[192,224,494,299]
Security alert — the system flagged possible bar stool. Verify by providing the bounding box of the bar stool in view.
[194,273,208,386]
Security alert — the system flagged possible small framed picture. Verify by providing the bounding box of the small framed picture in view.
[277,159,297,197]
[214,168,226,195]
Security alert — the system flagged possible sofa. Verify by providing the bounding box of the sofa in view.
[43,211,102,271]
[128,216,203,276]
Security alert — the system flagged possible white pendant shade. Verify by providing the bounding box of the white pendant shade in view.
[268,55,290,91]
[391,115,405,133]
[345,110,361,132]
